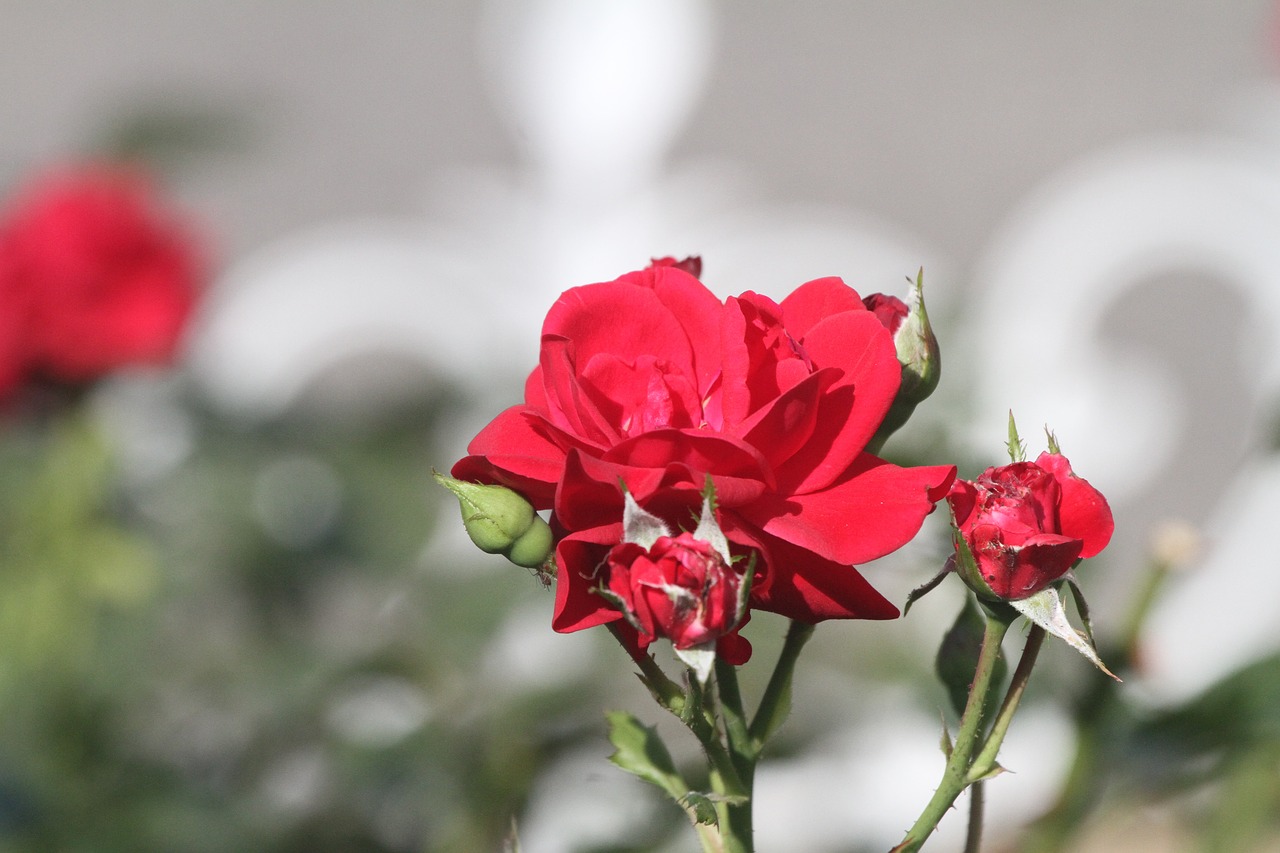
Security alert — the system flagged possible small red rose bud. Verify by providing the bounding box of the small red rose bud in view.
[604,532,743,652]
[946,453,1112,602]
[647,255,702,278]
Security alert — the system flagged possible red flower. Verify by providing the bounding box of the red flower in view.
[452,262,955,649]
[947,452,1113,600]
[0,165,202,390]
[605,532,744,654]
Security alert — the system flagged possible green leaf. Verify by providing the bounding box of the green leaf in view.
[605,710,687,801]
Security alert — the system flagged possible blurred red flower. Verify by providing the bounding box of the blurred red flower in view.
[0,165,202,394]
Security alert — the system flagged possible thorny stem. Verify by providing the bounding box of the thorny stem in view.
[749,620,815,745]
[897,610,1012,852]
[964,781,985,853]
[968,627,1045,781]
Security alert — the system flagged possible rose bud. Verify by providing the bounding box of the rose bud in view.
[947,452,1113,601]
[433,473,553,569]
[647,255,702,278]
[603,531,745,652]
[865,269,941,448]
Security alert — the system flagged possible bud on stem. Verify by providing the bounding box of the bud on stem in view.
[433,472,553,569]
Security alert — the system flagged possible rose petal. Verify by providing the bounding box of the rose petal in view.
[618,264,725,395]
[604,428,775,497]
[451,406,566,508]
[776,310,901,494]
[779,276,866,340]
[969,524,1083,599]
[733,367,839,472]
[552,523,625,633]
[1035,452,1115,558]
[539,335,620,446]
[748,532,898,622]
[543,280,697,383]
[743,455,956,565]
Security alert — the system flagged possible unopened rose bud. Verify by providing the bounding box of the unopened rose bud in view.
[946,451,1113,602]
[865,269,941,450]
[892,268,941,407]
[433,473,554,568]
[648,255,702,278]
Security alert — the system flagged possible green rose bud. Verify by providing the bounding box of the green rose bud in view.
[864,269,942,452]
[433,473,554,568]
[893,267,940,408]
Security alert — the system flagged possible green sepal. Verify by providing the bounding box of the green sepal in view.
[1007,411,1026,463]
[622,487,673,549]
[674,643,716,685]
[904,557,953,615]
[1009,587,1119,680]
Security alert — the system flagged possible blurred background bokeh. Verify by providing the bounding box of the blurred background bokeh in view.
[3,2,1280,851]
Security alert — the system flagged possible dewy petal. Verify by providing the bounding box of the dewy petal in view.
[779,276,866,340]
[553,523,625,633]
[451,406,566,509]
[1035,452,1114,558]
[748,532,898,622]
[742,454,956,566]
[777,310,901,495]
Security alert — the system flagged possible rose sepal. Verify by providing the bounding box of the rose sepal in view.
[1007,584,1118,680]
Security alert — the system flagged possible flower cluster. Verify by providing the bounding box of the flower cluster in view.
[0,165,202,398]
[451,259,954,660]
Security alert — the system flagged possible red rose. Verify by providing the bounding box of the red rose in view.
[947,452,1113,600]
[0,165,202,388]
[605,532,744,653]
[452,262,955,649]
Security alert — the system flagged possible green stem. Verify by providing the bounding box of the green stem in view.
[714,658,756,852]
[748,620,815,745]
[964,781,985,853]
[898,610,1012,852]
[968,627,1044,781]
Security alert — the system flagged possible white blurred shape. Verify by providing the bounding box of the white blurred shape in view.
[481,600,598,692]
[971,137,1280,499]
[1143,456,1280,703]
[325,675,432,747]
[753,699,1072,851]
[479,0,715,200]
